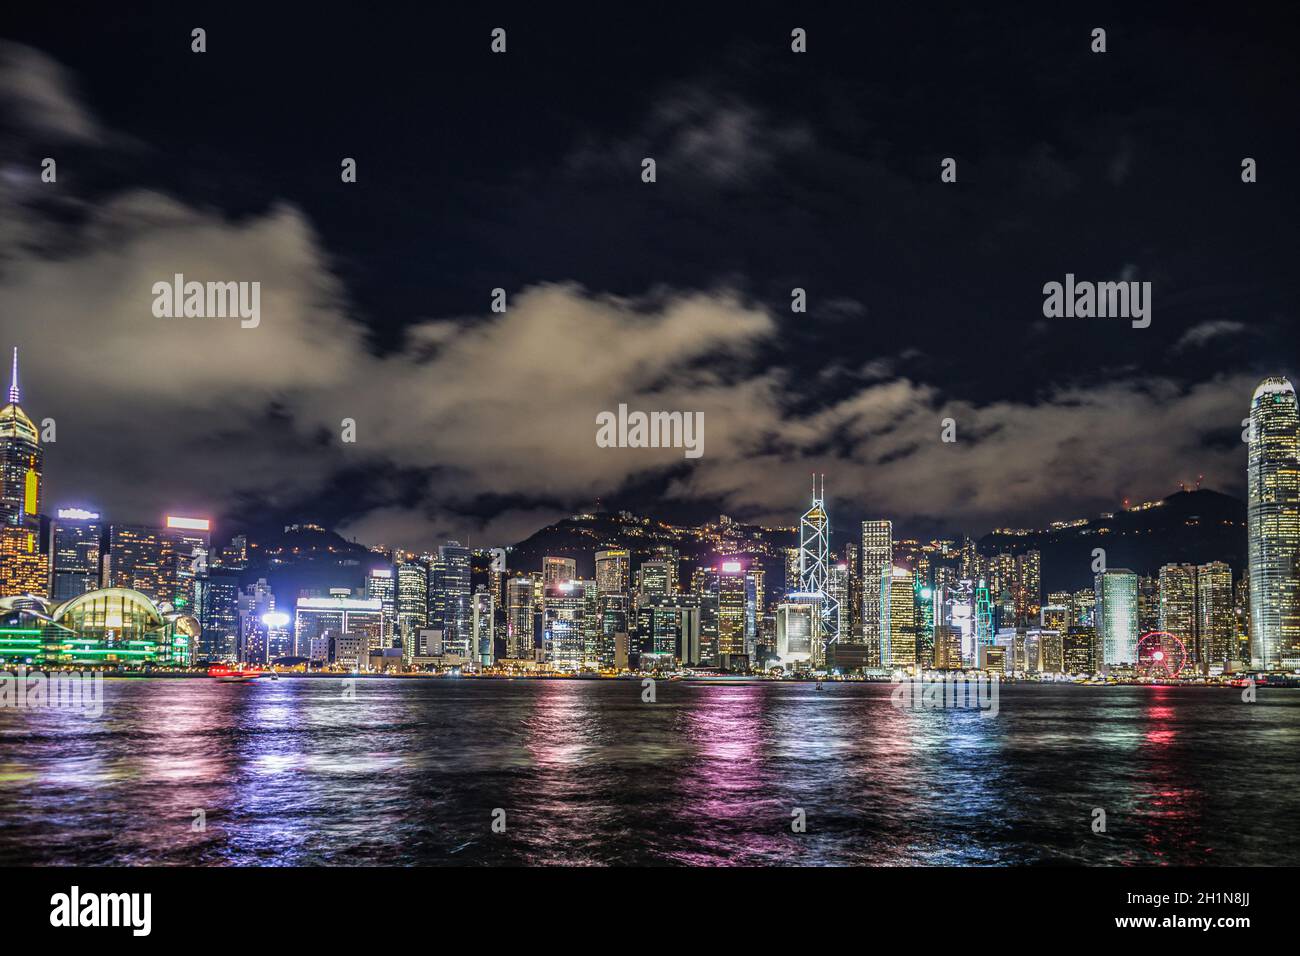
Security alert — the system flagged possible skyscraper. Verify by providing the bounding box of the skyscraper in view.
[505,574,537,661]
[1095,569,1138,667]
[48,509,103,601]
[542,556,577,588]
[366,566,397,648]
[1247,377,1300,669]
[396,560,428,653]
[1158,563,1197,661]
[595,549,630,596]
[887,566,917,670]
[861,519,892,665]
[0,348,47,599]
[428,542,471,656]
[0,348,42,530]
[1197,561,1234,674]
[799,476,838,643]
[103,525,176,606]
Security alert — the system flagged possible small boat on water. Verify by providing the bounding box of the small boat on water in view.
[208,665,266,683]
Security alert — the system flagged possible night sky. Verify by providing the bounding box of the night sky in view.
[2,2,1298,549]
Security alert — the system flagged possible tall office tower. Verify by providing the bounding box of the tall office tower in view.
[799,476,838,642]
[471,589,495,667]
[716,561,748,660]
[428,542,472,656]
[990,553,1015,605]
[637,559,673,599]
[542,556,577,588]
[635,595,701,668]
[1158,563,1197,663]
[0,524,46,598]
[861,520,892,664]
[745,567,765,656]
[597,592,628,669]
[843,540,861,641]
[784,546,800,594]
[1095,569,1139,667]
[960,536,981,581]
[366,566,397,648]
[1196,561,1234,673]
[1015,551,1042,625]
[506,574,536,660]
[0,348,47,600]
[202,567,240,661]
[396,560,428,653]
[0,348,43,530]
[1137,575,1161,635]
[914,572,935,668]
[826,562,850,648]
[1247,377,1300,669]
[165,516,210,619]
[887,567,917,670]
[1235,573,1252,666]
[49,508,102,600]
[543,578,594,669]
[103,524,176,606]
[595,549,630,596]
[974,578,995,652]
[237,578,278,663]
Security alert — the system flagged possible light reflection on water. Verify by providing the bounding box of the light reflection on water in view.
[0,679,1296,866]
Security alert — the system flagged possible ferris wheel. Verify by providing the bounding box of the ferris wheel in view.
[1136,630,1188,679]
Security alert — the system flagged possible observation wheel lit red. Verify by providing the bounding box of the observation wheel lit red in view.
[1137,630,1187,679]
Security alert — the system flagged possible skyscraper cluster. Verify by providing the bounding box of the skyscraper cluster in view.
[1,345,1295,676]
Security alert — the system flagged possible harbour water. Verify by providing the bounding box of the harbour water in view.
[1,679,1296,866]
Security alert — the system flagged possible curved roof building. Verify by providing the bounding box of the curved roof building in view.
[0,588,197,667]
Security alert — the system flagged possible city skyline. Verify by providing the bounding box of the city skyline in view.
[3,340,1292,673]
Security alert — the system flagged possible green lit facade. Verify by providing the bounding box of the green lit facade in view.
[0,588,197,667]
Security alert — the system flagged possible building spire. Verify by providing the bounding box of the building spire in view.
[7,347,18,405]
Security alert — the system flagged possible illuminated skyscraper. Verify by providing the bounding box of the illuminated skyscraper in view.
[471,589,495,666]
[1247,377,1300,669]
[595,549,630,596]
[48,509,102,601]
[103,525,175,606]
[1158,563,1197,660]
[1197,561,1234,673]
[637,559,673,599]
[861,519,892,664]
[0,348,42,530]
[0,525,46,598]
[799,477,838,643]
[717,561,748,659]
[506,574,537,661]
[887,567,917,670]
[366,566,397,648]
[396,560,428,653]
[1095,569,1138,667]
[542,556,577,587]
[428,542,471,656]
